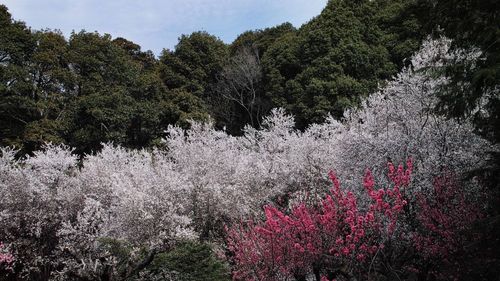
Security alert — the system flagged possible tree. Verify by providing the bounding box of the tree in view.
[112,37,204,149]
[159,32,229,99]
[226,164,410,281]
[0,4,211,155]
[0,5,36,151]
[409,0,500,268]
[215,46,264,130]
[230,22,296,58]
[413,173,485,280]
[158,31,228,134]
[64,31,208,154]
[138,241,230,281]
[1,0,430,153]
[112,37,156,70]
[416,0,500,215]
[416,0,499,142]
[162,37,493,238]
[227,163,486,281]
[262,0,425,129]
[0,35,495,281]
[21,30,73,152]
[0,144,195,280]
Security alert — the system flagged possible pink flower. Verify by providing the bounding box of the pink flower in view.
[0,242,13,265]
[341,247,350,255]
[357,254,366,261]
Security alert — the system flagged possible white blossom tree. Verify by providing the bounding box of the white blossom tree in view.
[0,144,194,280]
[308,38,491,196]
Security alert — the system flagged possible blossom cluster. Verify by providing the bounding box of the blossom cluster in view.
[413,173,484,258]
[227,161,485,280]
[0,242,13,265]
[227,161,413,280]
[0,145,194,280]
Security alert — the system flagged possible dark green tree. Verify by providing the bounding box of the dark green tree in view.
[230,22,296,58]
[142,241,230,281]
[262,0,424,129]
[0,5,36,151]
[159,31,229,99]
[1,1,428,155]
[62,31,140,154]
[21,30,74,152]
[65,32,208,154]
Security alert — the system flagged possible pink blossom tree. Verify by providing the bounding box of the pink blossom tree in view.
[413,173,485,280]
[227,161,412,281]
[227,162,488,281]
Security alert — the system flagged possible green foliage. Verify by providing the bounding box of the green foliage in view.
[64,31,169,153]
[0,5,36,151]
[1,1,425,153]
[142,241,230,281]
[0,6,209,155]
[97,237,135,276]
[0,5,34,65]
[62,31,146,154]
[261,0,424,128]
[159,32,229,98]
[230,22,296,57]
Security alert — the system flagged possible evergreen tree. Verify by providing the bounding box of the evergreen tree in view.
[0,5,36,151]
[262,0,424,129]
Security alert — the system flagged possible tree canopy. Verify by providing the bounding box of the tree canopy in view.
[0,1,429,151]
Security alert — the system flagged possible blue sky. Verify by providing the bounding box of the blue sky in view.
[2,0,328,55]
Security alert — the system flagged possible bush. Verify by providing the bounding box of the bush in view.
[139,241,230,281]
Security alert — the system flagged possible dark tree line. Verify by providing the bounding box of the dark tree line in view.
[0,6,207,156]
[1,0,497,157]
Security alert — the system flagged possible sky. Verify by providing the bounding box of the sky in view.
[2,0,328,55]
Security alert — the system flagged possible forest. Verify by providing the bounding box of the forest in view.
[0,0,499,280]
